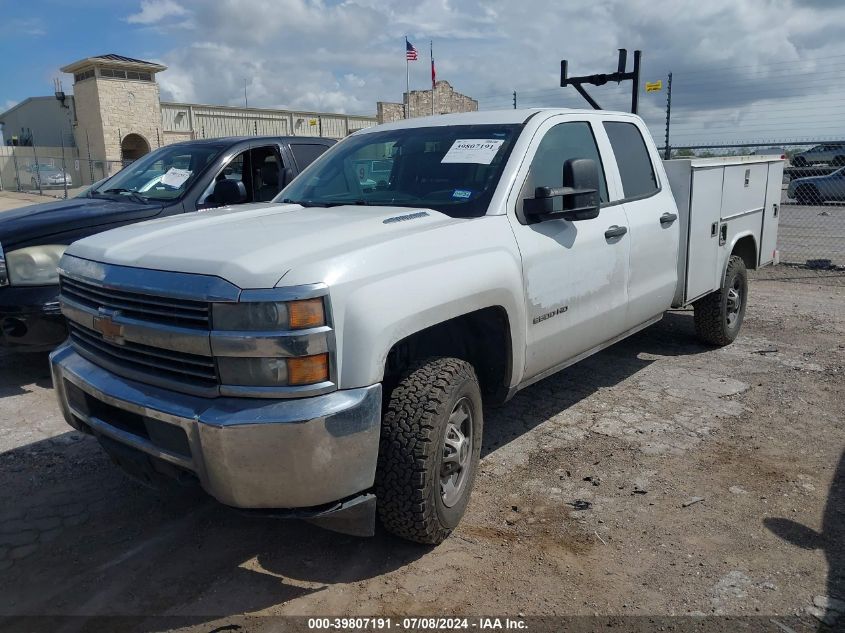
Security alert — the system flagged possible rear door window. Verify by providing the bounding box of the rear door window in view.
[290,143,330,170]
[603,121,659,199]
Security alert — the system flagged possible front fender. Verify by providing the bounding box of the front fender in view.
[335,248,526,390]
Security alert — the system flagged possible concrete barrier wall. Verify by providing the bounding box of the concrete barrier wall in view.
[161,102,377,140]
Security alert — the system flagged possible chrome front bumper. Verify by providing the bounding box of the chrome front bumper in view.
[50,344,382,510]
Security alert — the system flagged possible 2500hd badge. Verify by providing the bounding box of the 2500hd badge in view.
[532,305,568,324]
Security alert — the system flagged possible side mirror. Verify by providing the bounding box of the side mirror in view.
[213,179,247,206]
[524,158,601,221]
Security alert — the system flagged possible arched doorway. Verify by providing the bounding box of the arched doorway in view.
[120,133,150,164]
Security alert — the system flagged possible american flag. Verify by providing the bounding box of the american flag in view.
[406,39,418,61]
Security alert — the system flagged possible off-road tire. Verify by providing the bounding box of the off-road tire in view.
[694,255,748,346]
[375,357,483,544]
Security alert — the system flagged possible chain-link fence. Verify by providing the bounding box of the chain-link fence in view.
[0,145,123,199]
[664,143,844,269]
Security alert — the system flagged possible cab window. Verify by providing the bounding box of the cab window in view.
[603,121,659,199]
[520,121,608,217]
[199,145,284,207]
[290,143,330,170]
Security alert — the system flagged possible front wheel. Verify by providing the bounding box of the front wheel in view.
[375,357,483,544]
[693,255,748,346]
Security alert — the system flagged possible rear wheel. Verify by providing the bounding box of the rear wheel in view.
[694,255,748,346]
[375,357,483,544]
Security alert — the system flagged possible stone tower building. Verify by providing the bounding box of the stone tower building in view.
[377,81,478,124]
[60,54,167,168]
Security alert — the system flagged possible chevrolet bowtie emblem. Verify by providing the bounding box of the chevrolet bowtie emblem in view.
[93,313,124,343]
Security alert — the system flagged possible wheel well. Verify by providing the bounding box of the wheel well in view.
[384,307,512,405]
[732,235,758,270]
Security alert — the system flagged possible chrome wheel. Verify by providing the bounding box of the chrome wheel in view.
[441,397,473,508]
[726,278,742,327]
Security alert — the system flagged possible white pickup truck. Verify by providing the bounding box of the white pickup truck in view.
[49,109,783,544]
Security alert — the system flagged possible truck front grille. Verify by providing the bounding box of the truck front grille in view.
[60,276,211,329]
[68,322,218,393]
[58,257,334,399]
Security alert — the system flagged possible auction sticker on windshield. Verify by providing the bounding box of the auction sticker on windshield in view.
[160,167,192,188]
[441,139,504,165]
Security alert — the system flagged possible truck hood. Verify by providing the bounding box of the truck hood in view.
[0,196,164,248]
[66,202,468,288]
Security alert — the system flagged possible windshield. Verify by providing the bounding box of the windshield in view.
[278,124,522,218]
[90,143,226,202]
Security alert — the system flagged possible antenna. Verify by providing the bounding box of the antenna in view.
[53,78,67,108]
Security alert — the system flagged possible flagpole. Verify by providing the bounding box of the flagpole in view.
[430,40,435,116]
[405,37,410,119]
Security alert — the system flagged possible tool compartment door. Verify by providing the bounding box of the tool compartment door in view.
[719,162,769,220]
[685,167,723,302]
[759,161,783,266]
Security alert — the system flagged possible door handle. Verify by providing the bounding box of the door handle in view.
[604,225,628,239]
[660,212,678,226]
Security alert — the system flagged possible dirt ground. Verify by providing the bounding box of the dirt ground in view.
[0,190,53,213]
[0,266,843,632]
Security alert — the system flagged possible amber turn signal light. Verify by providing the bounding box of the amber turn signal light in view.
[288,298,325,329]
[287,353,329,385]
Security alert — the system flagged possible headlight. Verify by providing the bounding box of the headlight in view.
[218,353,329,386]
[212,298,325,331]
[5,244,67,286]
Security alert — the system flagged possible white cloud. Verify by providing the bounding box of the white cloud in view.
[1,18,46,36]
[127,0,845,141]
[126,0,189,25]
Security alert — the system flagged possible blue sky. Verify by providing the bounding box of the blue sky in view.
[0,1,175,110]
[2,0,844,144]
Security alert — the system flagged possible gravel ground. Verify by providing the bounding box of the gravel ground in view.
[779,197,845,267]
[0,266,842,632]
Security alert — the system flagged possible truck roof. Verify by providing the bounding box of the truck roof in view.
[166,135,331,147]
[361,108,642,133]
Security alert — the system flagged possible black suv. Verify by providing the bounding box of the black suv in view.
[0,135,335,351]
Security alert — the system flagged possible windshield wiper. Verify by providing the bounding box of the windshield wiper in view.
[281,198,375,208]
[323,200,370,207]
[103,188,150,204]
[280,198,327,207]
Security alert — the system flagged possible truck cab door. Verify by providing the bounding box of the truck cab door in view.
[508,118,630,382]
[601,120,679,328]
